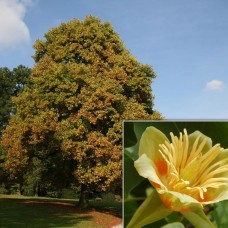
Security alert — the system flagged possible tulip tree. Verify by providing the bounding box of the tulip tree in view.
[1,16,162,207]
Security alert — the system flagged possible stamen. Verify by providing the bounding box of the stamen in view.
[176,132,183,170]
[159,143,173,163]
[197,158,228,182]
[201,182,227,189]
[170,132,178,167]
[201,177,228,187]
[170,143,177,166]
[198,187,205,199]
[159,149,171,167]
[199,166,228,184]
[180,129,189,170]
[180,155,201,184]
[199,145,222,174]
[181,179,190,185]
[156,129,227,203]
[193,138,207,159]
[187,136,200,163]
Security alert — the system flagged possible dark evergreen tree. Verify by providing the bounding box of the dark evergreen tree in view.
[0,65,31,131]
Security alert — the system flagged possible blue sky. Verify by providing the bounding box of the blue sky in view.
[1,0,228,119]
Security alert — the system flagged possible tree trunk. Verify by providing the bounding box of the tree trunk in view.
[77,184,89,209]
[17,184,22,195]
[34,181,39,197]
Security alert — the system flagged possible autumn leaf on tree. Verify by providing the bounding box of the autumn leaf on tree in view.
[1,16,162,208]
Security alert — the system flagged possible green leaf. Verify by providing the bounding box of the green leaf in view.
[124,197,143,227]
[124,122,155,161]
[124,121,137,148]
[182,209,215,228]
[126,189,172,228]
[202,122,228,148]
[210,201,228,227]
[124,151,144,197]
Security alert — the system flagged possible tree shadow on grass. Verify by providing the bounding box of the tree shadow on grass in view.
[0,198,94,228]
[90,204,122,219]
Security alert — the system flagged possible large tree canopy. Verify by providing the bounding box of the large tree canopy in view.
[1,16,162,206]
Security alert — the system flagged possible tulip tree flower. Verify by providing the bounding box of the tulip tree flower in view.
[127,127,228,228]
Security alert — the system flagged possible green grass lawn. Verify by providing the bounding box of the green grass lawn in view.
[0,194,122,228]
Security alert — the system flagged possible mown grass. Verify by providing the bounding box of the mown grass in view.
[0,194,122,228]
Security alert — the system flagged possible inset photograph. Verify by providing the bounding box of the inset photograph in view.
[124,121,228,228]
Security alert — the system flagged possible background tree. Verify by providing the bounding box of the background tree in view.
[0,65,31,132]
[0,65,31,191]
[1,16,162,208]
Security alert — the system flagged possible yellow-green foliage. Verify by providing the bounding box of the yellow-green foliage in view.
[1,16,162,192]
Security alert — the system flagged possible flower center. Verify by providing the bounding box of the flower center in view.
[158,129,228,201]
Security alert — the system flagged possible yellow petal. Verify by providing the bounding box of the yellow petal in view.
[134,154,166,189]
[157,189,203,212]
[188,131,212,155]
[161,222,185,228]
[199,185,228,204]
[139,126,169,160]
[210,149,228,178]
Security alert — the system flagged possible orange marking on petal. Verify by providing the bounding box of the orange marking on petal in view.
[159,194,172,209]
[198,192,212,203]
[150,181,161,189]
[179,207,191,212]
[160,196,172,209]
[154,158,168,176]
[159,195,192,212]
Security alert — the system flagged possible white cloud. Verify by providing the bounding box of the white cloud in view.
[205,80,224,91]
[0,0,32,49]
